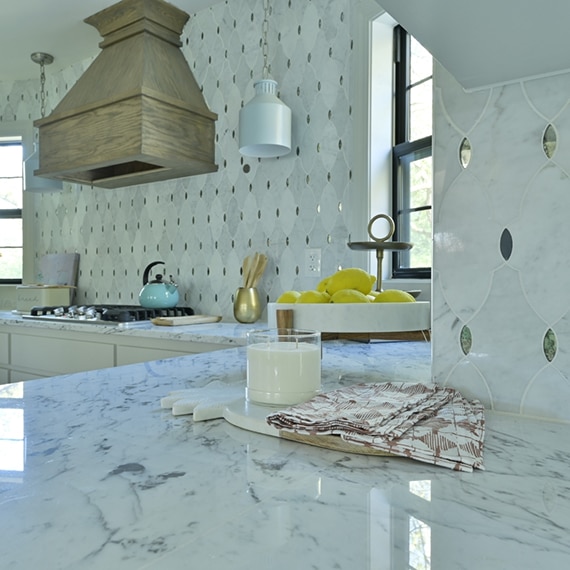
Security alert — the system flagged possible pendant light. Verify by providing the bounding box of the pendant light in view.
[239,0,291,158]
[24,52,63,193]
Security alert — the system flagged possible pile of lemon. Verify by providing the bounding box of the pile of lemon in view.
[276,268,416,304]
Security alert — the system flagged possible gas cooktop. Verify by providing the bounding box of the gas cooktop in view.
[22,304,195,327]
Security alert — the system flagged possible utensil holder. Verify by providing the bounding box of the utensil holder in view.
[234,287,261,323]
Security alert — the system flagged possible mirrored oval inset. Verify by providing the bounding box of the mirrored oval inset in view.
[500,228,513,261]
[543,328,557,362]
[543,124,557,159]
[459,137,472,168]
[460,325,472,355]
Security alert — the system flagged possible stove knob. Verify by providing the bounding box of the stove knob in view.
[84,307,97,319]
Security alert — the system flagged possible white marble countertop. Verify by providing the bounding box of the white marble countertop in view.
[0,310,254,346]
[1,340,569,569]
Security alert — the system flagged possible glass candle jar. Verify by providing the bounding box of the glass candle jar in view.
[246,329,321,406]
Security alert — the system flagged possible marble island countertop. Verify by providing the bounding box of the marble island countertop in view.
[0,310,255,346]
[1,340,569,569]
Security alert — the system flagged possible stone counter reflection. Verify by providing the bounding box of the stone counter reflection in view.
[0,340,568,569]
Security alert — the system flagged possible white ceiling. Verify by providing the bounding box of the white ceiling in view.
[378,0,570,91]
[0,0,222,81]
[8,1,570,91]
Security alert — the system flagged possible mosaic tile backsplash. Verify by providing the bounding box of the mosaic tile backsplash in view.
[1,0,355,315]
[433,63,570,422]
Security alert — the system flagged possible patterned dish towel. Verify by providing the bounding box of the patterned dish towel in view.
[266,382,485,472]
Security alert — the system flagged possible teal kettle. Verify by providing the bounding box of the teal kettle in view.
[139,261,180,309]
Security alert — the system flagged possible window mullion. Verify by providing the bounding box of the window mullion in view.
[390,25,432,279]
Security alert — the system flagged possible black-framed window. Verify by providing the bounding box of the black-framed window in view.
[392,26,432,279]
[0,140,24,284]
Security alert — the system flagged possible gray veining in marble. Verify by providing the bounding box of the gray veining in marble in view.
[1,339,569,569]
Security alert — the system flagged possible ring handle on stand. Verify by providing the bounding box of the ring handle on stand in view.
[367,214,396,242]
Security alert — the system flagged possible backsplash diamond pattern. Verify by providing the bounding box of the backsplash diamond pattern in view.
[2,0,354,319]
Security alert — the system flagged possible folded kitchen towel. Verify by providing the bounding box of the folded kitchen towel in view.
[266,382,485,472]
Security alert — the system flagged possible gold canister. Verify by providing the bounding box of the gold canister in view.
[233,287,261,323]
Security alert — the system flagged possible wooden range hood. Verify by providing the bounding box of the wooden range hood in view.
[35,0,217,189]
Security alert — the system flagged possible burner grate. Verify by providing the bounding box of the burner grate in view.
[29,305,195,323]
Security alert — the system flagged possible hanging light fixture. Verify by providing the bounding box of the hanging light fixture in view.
[24,52,63,192]
[239,0,291,158]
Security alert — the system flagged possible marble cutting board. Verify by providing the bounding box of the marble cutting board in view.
[223,398,393,456]
[162,386,393,456]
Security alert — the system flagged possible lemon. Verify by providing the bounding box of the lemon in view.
[276,290,301,303]
[316,276,330,293]
[325,268,376,296]
[297,290,331,304]
[330,289,371,303]
[373,289,416,303]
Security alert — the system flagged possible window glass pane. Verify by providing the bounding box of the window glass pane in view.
[0,141,23,281]
[0,178,23,209]
[410,155,432,209]
[410,37,432,84]
[0,218,22,247]
[0,247,23,279]
[0,217,23,280]
[0,145,23,178]
[395,149,432,271]
[409,79,432,141]
[408,209,432,268]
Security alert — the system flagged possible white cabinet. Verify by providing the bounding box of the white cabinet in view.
[11,333,114,377]
[0,324,234,383]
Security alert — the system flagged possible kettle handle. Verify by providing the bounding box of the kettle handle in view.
[143,261,164,285]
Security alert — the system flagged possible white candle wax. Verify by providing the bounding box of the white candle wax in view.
[247,341,321,405]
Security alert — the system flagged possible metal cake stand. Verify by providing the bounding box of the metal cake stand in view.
[347,214,413,292]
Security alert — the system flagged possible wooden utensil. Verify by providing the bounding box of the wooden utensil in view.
[242,256,251,287]
[250,253,267,288]
[241,252,267,289]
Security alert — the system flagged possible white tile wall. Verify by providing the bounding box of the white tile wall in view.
[433,63,570,422]
[1,0,355,318]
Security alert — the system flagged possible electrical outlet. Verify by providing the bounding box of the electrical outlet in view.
[304,248,321,276]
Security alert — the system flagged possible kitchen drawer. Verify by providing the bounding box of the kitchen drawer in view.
[11,333,114,376]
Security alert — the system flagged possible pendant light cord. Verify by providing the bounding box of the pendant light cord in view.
[30,52,54,119]
[39,61,47,118]
[261,0,270,79]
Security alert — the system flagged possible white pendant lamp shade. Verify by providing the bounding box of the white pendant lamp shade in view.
[24,142,63,192]
[239,79,291,158]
